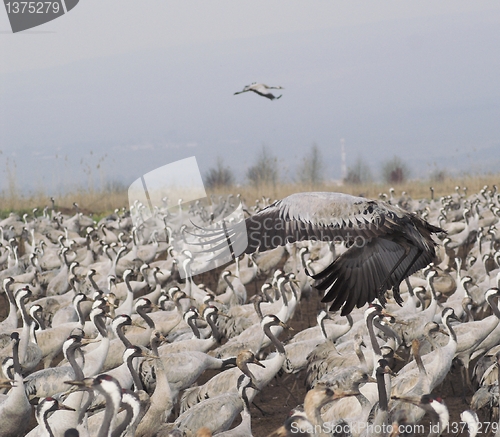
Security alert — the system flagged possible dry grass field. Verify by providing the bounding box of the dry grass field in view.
[1,173,498,217]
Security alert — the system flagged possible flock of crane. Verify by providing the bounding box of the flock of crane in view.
[0,185,499,437]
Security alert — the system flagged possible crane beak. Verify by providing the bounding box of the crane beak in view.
[332,389,360,400]
[142,351,159,359]
[247,380,260,391]
[0,378,15,388]
[393,352,405,362]
[382,364,395,376]
[279,321,293,330]
[81,337,100,345]
[251,357,266,368]
[58,403,76,411]
[154,333,167,343]
[131,322,147,330]
[393,319,409,326]
[391,395,420,405]
[65,378,94,389]
[323,312,334,321]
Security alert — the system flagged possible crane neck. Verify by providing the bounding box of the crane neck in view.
[238,362,257,388]
[487,293,500,320]
[373,317,401,347]
[235,256,241,276]
[96,382,122,437]
[263,322,285,355]
[11,336,22,377]
[39,406,56,437]
[206,311,220,342]
[319,314,329,341]
[114,321,133,349]
[124,271,134,294]
[126,353,143,392]
[303,390,330,437]
[88,272,99,292]
[111,247,127,274]
[29,318,39,345]
[136,305,155,330]
[66,343,85,382]
[183,259,193,285]
[93,312,109,339]
[300,249,308,269]
[17,293,32,363]
[497,356,500,391]
[187,314,201,339]
[443,314,457,344]
[111,398,134,437]
[4,279,15,305]
[376,367,389,412]
[74,296,86,328]
[366,312,382,358]
[224,274,235,293]
[277,279,288,307]
[3,279,17,329]
[412,341,427,377]
[253,297,264,321]
[425,276,439,317]
[354,338,367,368]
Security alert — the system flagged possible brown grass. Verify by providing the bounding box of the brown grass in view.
[1,174,498,217]
[208,173,500,205]
[0,189,129,218]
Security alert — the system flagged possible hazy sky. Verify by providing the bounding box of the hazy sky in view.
[1,1,500,193]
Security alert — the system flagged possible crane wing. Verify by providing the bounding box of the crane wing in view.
[317,237,435,315]
[186,192,443,314]
[251,90,276,100]
[240,193,409,253]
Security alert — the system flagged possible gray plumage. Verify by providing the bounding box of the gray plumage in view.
[0,333,32,437]
[234,83,283,100]
[199,192,443,315]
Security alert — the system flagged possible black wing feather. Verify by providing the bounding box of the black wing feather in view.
[186,193,443,315]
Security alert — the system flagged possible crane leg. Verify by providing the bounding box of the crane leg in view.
[251,401,272,416]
